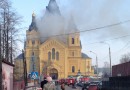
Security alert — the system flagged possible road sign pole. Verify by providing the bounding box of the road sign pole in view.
[34,79,35,90]
[31,71,38,89]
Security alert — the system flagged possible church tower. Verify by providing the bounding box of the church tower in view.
[45,0,61,15]
[23,0,94,79]
[25,12,40,74]
[68,16,81,58]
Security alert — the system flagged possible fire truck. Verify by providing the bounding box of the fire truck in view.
[80,77,90,82]
[66,78,76,86]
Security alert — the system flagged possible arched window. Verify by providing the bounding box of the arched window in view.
[88,61,90,65]
[48,52,51,60]
[72,66,75,73]
[32,52,34,56]
[32,40,35,45]
[52,48,55,59]
[72,38,74,44]
[56,52,59,60]
[72,52,74,56]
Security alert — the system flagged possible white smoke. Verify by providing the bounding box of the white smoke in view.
[35,0,130,43]
[57,0,130,42]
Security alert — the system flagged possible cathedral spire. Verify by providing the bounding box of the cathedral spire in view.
[29,12,37,31]
[32,11,35,17]
[68,15,78,32]
[46,0,61,15]
[32,11,35,23]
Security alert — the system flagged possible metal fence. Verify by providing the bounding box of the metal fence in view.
[102,76,130,90]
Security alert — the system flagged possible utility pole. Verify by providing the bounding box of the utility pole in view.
[0,24,2,90]
[109,47,112,77]
[101,42,112,77]
[90,51,98,78]
[22,50,27,87]
[96,55,98,77]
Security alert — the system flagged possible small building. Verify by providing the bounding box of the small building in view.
[14,53,24,80]
[112,61,130,77]
[2,60,14,90]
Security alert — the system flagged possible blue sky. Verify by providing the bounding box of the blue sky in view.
[11,0,130,67]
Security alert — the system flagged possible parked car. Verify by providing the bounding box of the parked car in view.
[88,85,98,90]
[77,81,84,87]
[89,81,102,90]
[82,82,90,90]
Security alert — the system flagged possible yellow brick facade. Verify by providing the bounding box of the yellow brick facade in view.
[24,0,94,79]
[25,29,94,79]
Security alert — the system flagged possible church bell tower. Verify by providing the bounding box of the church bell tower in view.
[25,12,40,74]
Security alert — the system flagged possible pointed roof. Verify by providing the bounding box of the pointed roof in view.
[68,15,78,31]
[46,0,60,15]
[15,53,23,60]
[29,12,38,31]
[32,11,35,17]
[81,53,91,59]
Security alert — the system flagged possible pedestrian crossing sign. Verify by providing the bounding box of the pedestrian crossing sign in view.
[31,72,39,79]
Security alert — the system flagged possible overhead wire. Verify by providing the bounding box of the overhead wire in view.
[87,34,130,45]
[27,19,130,39]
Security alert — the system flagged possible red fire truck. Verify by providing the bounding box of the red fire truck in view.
[59,79,65,84]
[80,77,89,82]
[66,78,76,86]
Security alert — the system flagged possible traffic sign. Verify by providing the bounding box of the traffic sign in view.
[31,72,39,79]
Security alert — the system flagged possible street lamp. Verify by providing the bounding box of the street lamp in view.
[101,42,112,77]
[90,51,98,78]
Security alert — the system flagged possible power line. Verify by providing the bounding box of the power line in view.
[26,19,130,47]
[88,34,130,45]
[27,19,130,39]
[117,41,130,52]
[110,41,130,57]
[79,20,130,33]
[93,41,130,64]
[35,20,130,38]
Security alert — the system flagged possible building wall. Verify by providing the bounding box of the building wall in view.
[25,30,40,73]
[14,59,24,80]
[39,39,66,79]
[25,30,94,79]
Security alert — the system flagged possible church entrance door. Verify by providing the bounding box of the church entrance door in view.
[49,68,58,79]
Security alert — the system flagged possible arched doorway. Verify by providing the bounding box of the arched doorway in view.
[49,68,58,79]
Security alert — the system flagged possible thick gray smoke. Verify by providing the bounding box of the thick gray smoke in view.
[36,0,130,43]
[36,0,79,42]
[57,0,130,42]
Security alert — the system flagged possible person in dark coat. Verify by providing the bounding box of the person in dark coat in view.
[41,77,48,89]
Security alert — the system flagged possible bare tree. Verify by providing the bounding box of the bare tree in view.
[0,1,22,89]
[0,0,22,63]
[120,52,130,63]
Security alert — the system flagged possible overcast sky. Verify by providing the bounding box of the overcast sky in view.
[11,0,130,67]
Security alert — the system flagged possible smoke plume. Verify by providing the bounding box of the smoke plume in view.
[36,0,130,43]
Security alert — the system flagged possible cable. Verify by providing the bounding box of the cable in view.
[117,41,130,52]
[110,41,130,59]
[27,19,130,39]
[88,34,130,45]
